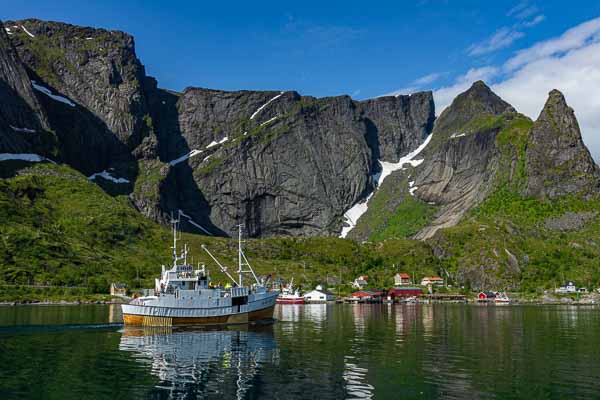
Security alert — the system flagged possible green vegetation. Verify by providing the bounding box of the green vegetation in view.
[132,159,166,202]
[0,163,441,301]
[350,171,438,241]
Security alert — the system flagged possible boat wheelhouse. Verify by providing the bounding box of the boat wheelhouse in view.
[122,215,279,326]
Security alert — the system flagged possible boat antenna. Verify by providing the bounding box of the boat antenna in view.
[238,224,243,287]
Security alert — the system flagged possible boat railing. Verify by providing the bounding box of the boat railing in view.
[230,287,248,297]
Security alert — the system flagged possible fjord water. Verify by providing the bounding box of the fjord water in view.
[1,304,599,399]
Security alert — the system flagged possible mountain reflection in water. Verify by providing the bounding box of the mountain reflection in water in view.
[119,326,279,399]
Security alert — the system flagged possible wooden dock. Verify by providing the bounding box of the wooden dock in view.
[421,294,467,302]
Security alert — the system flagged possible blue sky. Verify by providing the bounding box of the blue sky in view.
[3,1,598,97]
[5,1,600,157]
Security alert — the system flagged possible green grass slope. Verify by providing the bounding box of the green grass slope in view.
[0,162,441,301]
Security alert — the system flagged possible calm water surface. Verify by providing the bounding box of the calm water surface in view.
[0,304,599,399]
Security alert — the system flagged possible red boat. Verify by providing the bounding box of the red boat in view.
[276,278,305,304]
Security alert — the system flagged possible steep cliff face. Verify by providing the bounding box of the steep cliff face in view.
[157,89,435,237]
[6,19,151,149]
[525,89,600,198]
[0,21,56,157]
[3,19,152,179]
[357,92,434,162]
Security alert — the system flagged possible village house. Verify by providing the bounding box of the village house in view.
[387,287,422,301]
[420,276,444,286]
[394,273,411,286]
[555,281,577,294]
[350,290,384,302]
[110,282,127,296]
[352,275,369,289]
[478,291,497,301]
[304,285,336,303]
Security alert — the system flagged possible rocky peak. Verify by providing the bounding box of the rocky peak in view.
[525,89,600,198]
[432,80,514,139]
[6,18,151,149]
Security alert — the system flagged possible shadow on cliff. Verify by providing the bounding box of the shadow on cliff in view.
[0,80,58,161]
[26,70,139,196]
[362,117,381,192]
[149,86,227,237]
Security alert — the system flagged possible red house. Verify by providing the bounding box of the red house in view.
[351,290,384,300]
[478,291,497,300]
[388,287,423,300]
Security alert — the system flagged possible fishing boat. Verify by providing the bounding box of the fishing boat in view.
[121,215,279,326]
[494,292,511,304]
[276,278,305,304]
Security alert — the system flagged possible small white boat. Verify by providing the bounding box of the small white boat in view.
[494,292,511,304]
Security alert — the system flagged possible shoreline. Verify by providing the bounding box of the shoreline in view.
[1,299,597,307]
[0,299,127,306]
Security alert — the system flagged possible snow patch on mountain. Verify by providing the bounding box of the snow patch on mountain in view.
[206,136,228,149]
[169,149,203,166]
[21,25,35,38]
[31,81,76,107]
[10,126,36,133]
[88,170,130,184]
[0,153,55,163]
[250,92,284,120]
[339,134,433,238]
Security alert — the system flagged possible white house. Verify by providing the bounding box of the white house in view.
[304,285,336,303]
[555,281,577,294]
[394,273,411,286]
[420,276,444,286]
[352,275,368,289]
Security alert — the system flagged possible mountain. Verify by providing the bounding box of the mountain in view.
[2,18,600,294]
[1,18,435,238]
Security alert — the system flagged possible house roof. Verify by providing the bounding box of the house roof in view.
[390,287,422,291]
[396,273,410,278]
[423,276,443,281]
[352,290,383,296]
[306,289,335,296]
[111,283,126,288]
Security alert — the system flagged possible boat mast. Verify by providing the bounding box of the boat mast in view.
[238,224,243,287]
[171,213,179,268]
[237,224,260,286]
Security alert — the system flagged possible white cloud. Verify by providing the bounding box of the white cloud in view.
[494,41,600,160]
[433,16,600,160]
[468,27,525,56]
[507,1,539,20]
[523,14,546,28]
[413,72,443,86]
[504,16,600,71]
[469,2,545,57]
[382,72,443,97]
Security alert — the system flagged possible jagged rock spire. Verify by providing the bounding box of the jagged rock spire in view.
[525,89,600,198]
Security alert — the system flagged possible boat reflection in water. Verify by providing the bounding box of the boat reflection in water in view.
[119,325,279,398]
